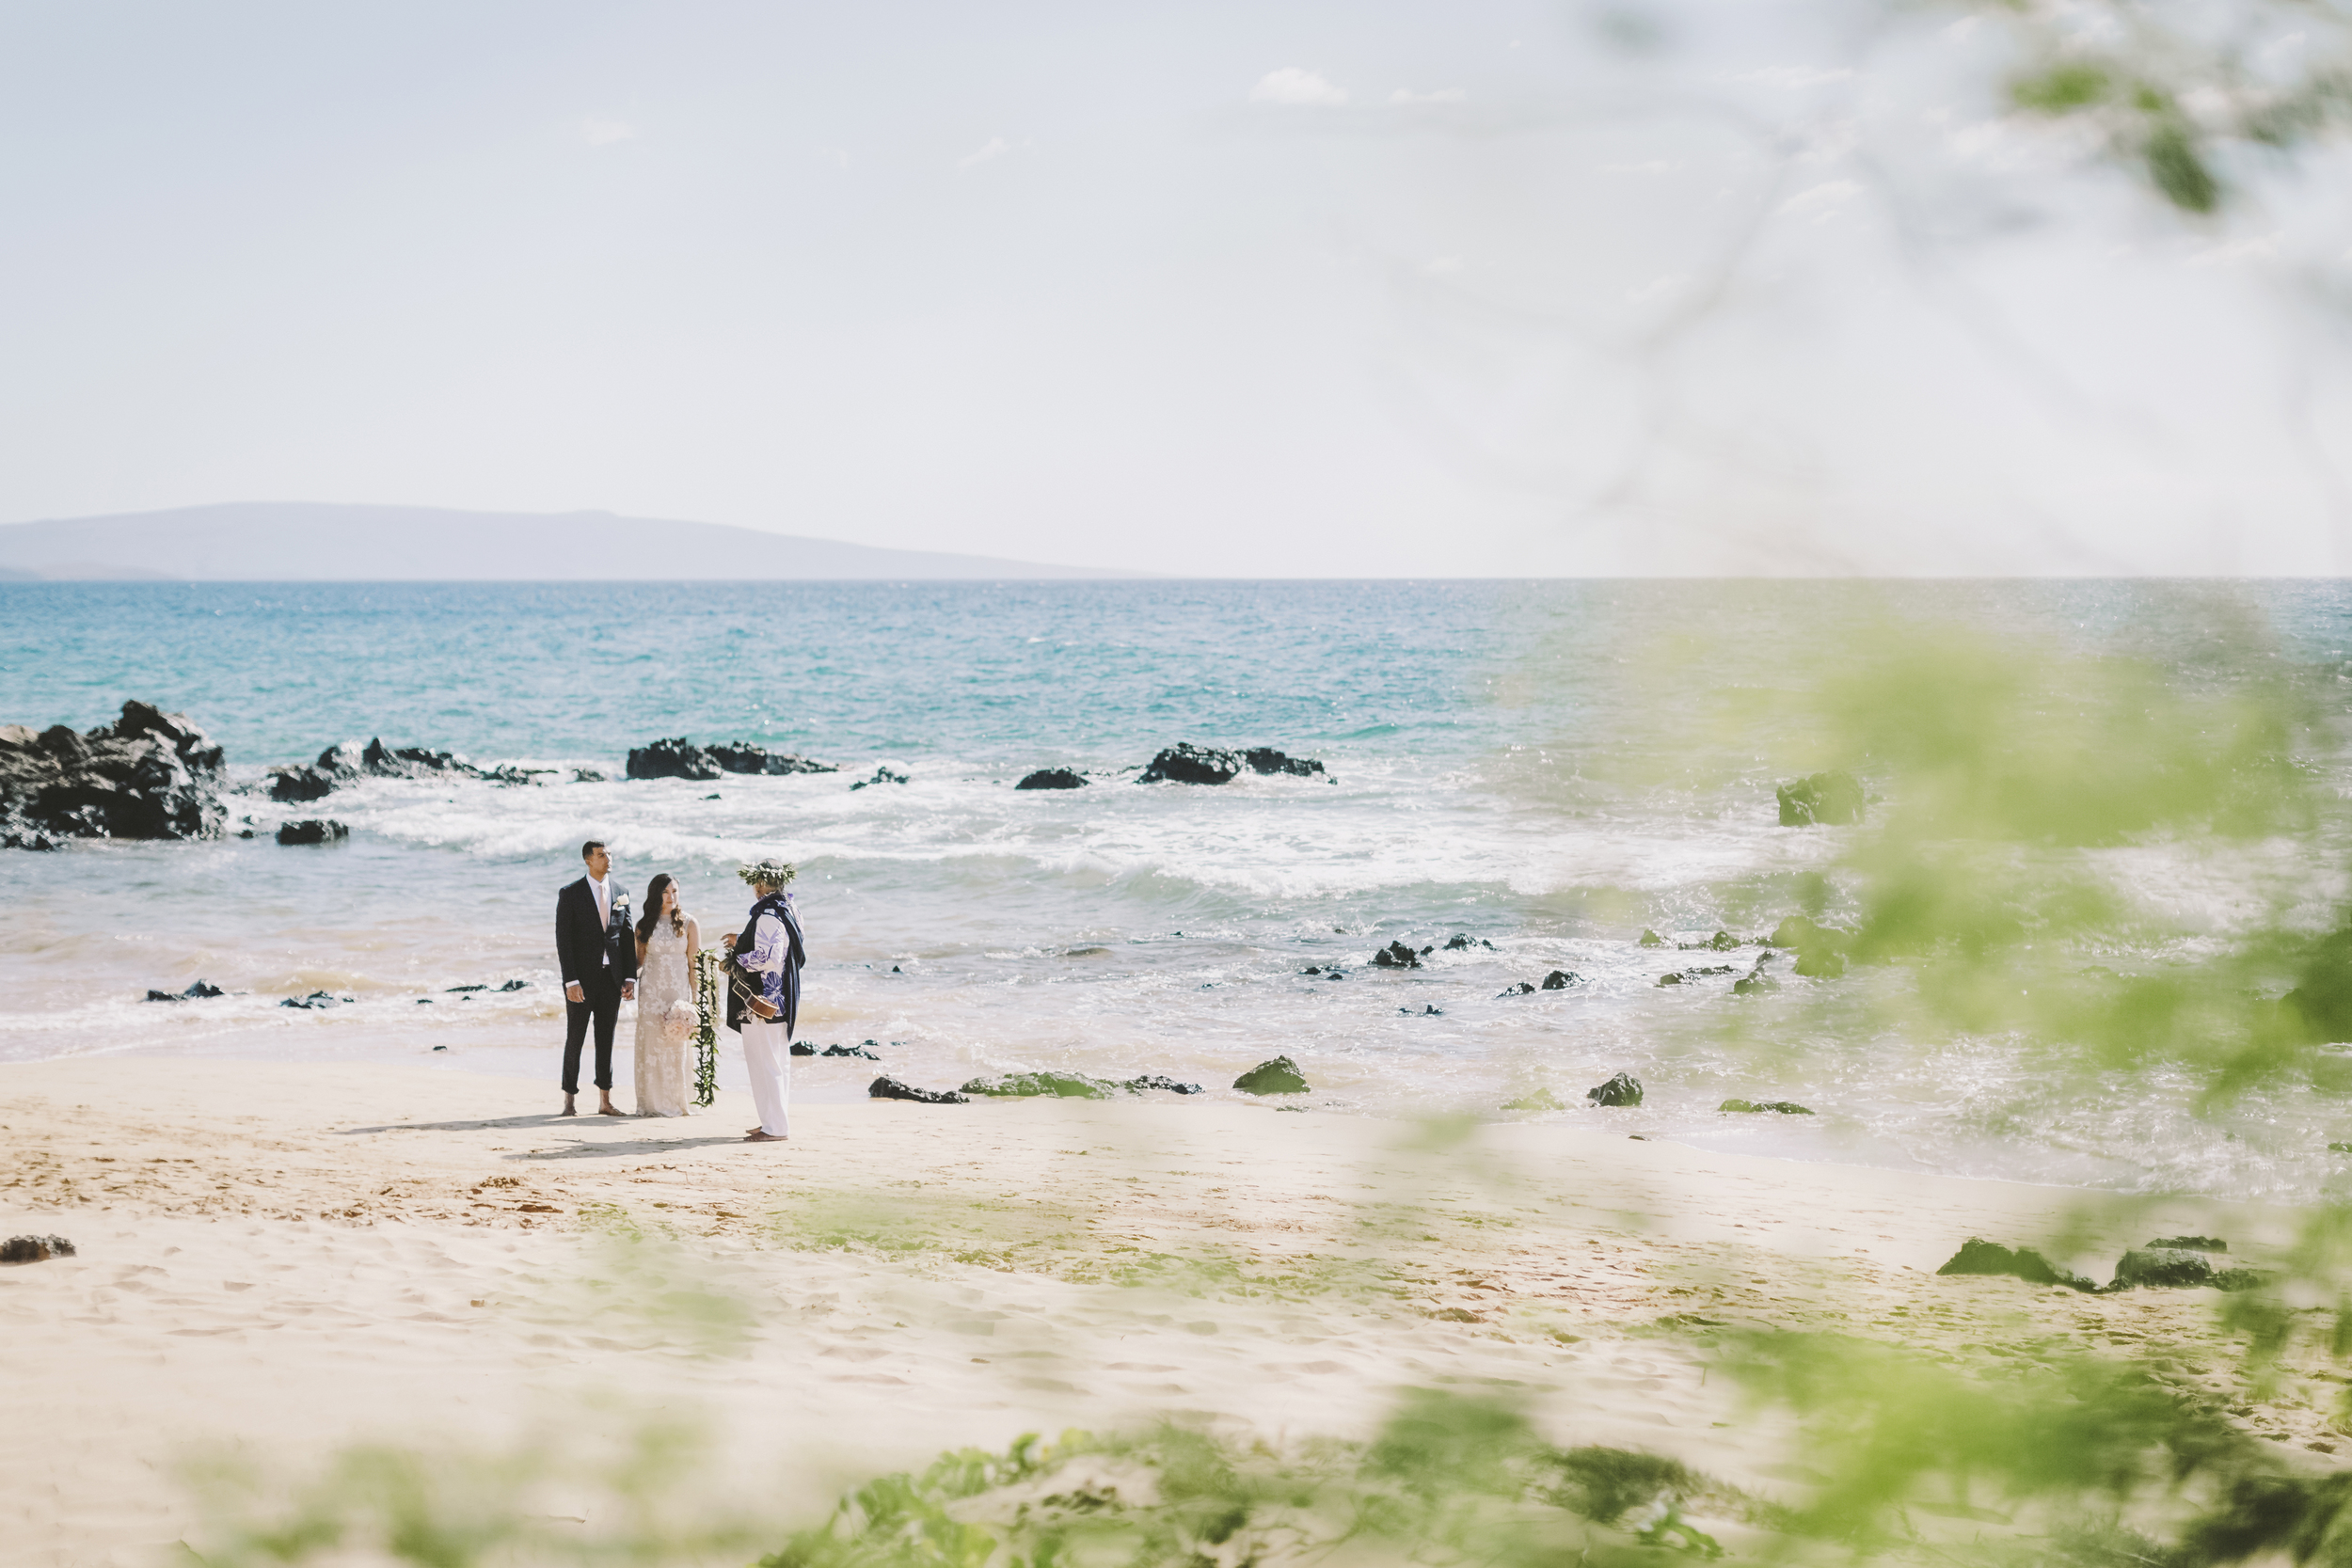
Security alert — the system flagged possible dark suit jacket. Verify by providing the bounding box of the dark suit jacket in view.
[556,877,639,990]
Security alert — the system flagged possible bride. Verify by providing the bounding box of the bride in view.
[631,874,700,1117]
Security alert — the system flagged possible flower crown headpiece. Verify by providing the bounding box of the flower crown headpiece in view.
[738,858,797,887]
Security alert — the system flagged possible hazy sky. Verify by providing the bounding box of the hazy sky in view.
[4,1,2348,575]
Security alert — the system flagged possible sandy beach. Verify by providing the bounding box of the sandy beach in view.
[6,1055,2340,1565]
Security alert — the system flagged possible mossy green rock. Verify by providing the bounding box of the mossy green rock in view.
[960,1071,1113,1099]
[1234,1055,1310,1095]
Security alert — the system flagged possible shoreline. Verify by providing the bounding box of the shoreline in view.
[4,1056,2344,1564]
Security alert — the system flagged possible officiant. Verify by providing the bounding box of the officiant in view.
[726,857,804,1144]
[555,839,638,1117]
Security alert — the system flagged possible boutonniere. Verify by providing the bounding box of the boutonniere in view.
[614,893,630,908]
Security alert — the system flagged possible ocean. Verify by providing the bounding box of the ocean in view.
[8,577,2352,1203]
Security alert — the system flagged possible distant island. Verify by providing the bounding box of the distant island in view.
[0,502,1137,581]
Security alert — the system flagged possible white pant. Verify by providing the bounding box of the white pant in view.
[741,1019,792,1136]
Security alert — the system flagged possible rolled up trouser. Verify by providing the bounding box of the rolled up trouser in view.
[741,1017,792,1136]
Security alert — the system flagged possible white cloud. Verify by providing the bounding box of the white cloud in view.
[1422,256,1464,276]
[1730,66,1856,89]
[957,136,1011,169]
[1251,68,1348,107]
[578,118,635,146]
[1627,274,1685,304]
[1389,87,1464,105]
[1604,160,1681,175]
[2186,233,2282,269]
[1777,179,1861,219]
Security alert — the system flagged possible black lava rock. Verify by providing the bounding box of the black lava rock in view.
[789,1041,815,1055]
[144,980,225,1003]
[363,738,478,778]
[1443,933,1474,950]
[1241,747,1327,779]
[1733,957,1781,994]
[1370,941,1422,969]
[823,1041,882,1059]
[627,737,719,780]
[849,766,910,791]
[627,737,836,781]
[1234,1055,1310,1095]
[1015,768,1088,790]
[1719,1099,1814,1115]
[868,1076,969,1104]
[1637,928,1666,947]
[2108,1246,2267,1291]
[1936,1237,2098,1291]
[268,766,338,802]
[1586,1072,1644,1107]
[0,701,228,845]
[1138,743,1242,784]
[573,768,607,784]
[1498,982,1537,996]
[279,990,351,1009]
[707,742,836,776]
[1541,970,1578,990]
[1776,769,1866,827]
[1,1234,74,1264]
[1678,930,1740,951]
[1123,1074,1203,1095]
[2148,1235,2227,1252]
[497,979,530,991]
[276,818,349,845]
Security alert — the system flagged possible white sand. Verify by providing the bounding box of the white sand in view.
[0,1058,2328,1565]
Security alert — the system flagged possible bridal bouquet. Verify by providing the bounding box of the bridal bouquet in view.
[662,998,697,1045]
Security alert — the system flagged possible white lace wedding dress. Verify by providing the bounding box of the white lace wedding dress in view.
[633,920,694,1117]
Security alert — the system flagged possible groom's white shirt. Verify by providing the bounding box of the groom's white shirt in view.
[587,874,611,967]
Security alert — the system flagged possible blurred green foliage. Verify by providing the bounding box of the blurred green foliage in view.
[1979,0,2352,214]
[1683,607,2352,1099]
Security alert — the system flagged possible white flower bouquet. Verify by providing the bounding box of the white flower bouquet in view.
[662,998,697,1045]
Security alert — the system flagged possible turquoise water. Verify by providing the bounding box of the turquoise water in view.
[8,578,2352,1201]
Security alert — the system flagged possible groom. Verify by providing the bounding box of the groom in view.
[555,839,637,1117]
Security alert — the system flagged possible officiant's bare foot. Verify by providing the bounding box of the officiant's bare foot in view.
[559,1097,578,1117]
[597,1099,626,1117]
[743,1130,787,1143]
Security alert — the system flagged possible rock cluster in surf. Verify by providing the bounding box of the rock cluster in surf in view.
[0,701,227,848]
[1136,743,1329,784]
[270,737,566,801]
[625,736,838,782]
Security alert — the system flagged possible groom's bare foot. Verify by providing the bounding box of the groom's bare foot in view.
[743,1130,787,1143]
[597,1101,626,1117]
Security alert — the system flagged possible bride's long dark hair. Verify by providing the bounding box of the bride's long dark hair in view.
[636,873,686,941]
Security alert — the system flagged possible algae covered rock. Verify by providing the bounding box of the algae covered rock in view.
[1719,1099,1814,1115]
[1775,769,1865,827]
[1586,1072,1643,1107]
[1935,1237,2098,1291]
[961,1071,1114,1100]
[1234,1055,1310,1095]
